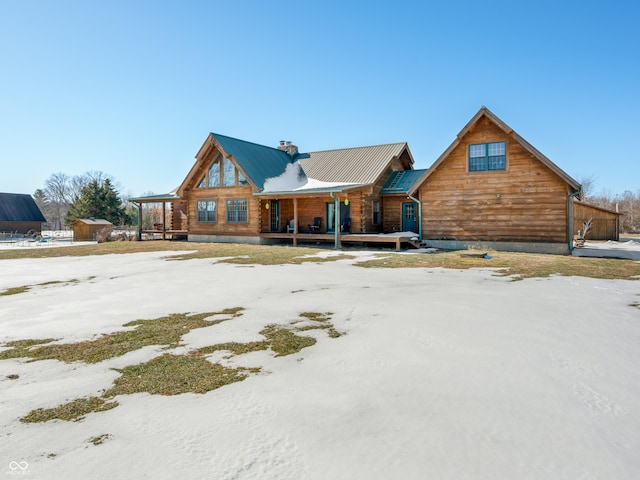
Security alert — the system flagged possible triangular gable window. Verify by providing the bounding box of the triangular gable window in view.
[197,175,206,188]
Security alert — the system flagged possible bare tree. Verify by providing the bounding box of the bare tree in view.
[619,190,639,233]
[578,174,598,201]
[44,172,71,229]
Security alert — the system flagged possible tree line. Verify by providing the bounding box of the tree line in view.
[34,171,138,229]
[580,176,639,234]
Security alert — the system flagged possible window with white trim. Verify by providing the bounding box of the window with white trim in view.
[226,199,248,223]
[469,141,506,171]
[196,200,217,222]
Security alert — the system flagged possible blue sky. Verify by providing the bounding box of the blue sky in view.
[1,0,638,198]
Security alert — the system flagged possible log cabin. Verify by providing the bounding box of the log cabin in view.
[133,107,619,253]
[167,134,416,248]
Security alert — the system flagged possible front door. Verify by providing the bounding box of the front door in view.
[270,200,280,232]
[326,202,351,232]
[402,202,417,232]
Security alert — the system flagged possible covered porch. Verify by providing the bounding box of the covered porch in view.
[257,190,419,250]
[129,193,188,240]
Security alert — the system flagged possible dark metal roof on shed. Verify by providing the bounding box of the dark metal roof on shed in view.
[381,169,427,194]
[0,193,46,222]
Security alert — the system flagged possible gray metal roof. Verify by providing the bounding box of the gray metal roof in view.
[129,193,182,202]
[0,193,46,223]
[75,219,113,225]
[299,143,410,184]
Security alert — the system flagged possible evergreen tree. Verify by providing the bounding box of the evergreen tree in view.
[65,179,126,226]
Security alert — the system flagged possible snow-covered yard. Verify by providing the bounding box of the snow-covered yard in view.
[1,250,639,479]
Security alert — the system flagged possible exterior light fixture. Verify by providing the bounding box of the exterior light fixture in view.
[265,202,270,209]
[344,198,349,206]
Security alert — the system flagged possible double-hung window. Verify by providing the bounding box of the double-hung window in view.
[372,200,381,225]
[226,199,248,223]
[469,142,506,171]
[196,200,217,222]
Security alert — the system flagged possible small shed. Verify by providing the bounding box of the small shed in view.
[0,192,46,234]
[73,219,113,242]
[573,201,622,241]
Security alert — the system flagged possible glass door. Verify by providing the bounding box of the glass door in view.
[270,200,280,232]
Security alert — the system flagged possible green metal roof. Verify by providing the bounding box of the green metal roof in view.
[212,133,295,189]
[380,169,427,194]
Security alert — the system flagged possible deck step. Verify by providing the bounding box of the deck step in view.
[407,239,429,249]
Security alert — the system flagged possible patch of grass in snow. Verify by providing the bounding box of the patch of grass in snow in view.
[195,340,270,357]
[13,309,342,423]
[355,251,640,281]
[20,396,118,423]
[0,285,31,296]
[0,308,244,363]
[194,312,342,359]
[260,325,317,356]
[0,241,354,265]
[195,324,319,358]
[296,311,343,338]
[0,280,80,296]
[168,243,355,265]
[0,338,58,360]
[88,434,112,446]
[299,311,333,322]
[104,354,256,396]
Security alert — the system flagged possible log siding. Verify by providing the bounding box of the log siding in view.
[419,115,570,243]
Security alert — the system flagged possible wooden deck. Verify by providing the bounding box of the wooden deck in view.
[260,232,413,250]
[141,229,188,240]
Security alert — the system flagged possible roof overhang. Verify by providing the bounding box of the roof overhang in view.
[254,183,365,198]
[574,200,623,216]
[129,193,182,203]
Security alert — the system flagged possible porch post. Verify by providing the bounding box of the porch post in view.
[293,197,298,247]
[162,202,166,240]
[136,202,142,241]
[330,192,340,250]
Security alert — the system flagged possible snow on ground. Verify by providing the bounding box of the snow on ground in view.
[573,239,640,260]
[1,251,640,479]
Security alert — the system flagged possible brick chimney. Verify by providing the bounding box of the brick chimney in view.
[277,140,298,157]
